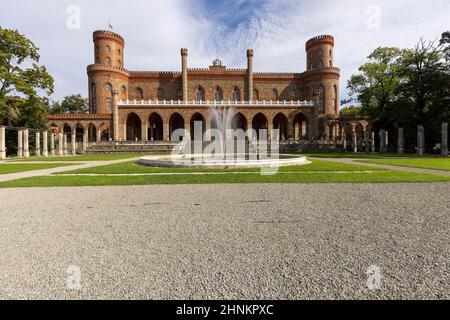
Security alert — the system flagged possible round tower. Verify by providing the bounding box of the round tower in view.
[93,30,125,67]
[306,35,334,70]
[304,35,340,115]
[88,30,129,114]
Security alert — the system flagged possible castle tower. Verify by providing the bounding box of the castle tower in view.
[304,35,340,115]
[87,30,129,114]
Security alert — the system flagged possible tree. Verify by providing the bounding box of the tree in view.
[440,31,450,62]
[340,105,364,117]
[0,27,54,126]
[347,33,450,152]
[49,94,88,114]
[347,47,403,123]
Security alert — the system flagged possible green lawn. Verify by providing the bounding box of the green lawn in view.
[0,159,448,188]
[8,153,146,162]
[359,158,450,171]
[300,152,420,158]
[0,163,78,175]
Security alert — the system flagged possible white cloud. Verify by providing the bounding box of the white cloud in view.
[1,0,449,103]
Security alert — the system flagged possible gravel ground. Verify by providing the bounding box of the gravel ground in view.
[0,183,449,300]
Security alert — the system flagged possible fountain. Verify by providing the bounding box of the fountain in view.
[139,105,310,169]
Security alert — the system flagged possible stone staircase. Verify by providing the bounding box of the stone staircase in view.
[85,140,346,154]
[85,141,179,154]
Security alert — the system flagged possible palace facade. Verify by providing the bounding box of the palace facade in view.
[46,30,371,152]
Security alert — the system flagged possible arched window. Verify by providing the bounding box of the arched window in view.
[318,49,322,56]
[232,87,240,101]
[318,60,323,68]
[105,83,112,93]
[135,87,143,100]
[289,89,296,98]
[117,59,121,67]
[272,89,278,100]
[121,86,127,100]
[96,56,100,64]
[118,48,121,55]
[105,57,111,66]
[253,89,259,100]
[157,88,163,99]
[92,98,97,113]
[329,60,332,67]
[105,45,111,53]
[196,87,205,101]
[177,89,183,99]
[91,83,96,94]
[215,87,222,101]
[106,97,112,112]
[319,85,325,112]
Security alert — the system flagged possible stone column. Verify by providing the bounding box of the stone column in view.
[379,129,386,153]
[58,132,63,156]
[17,129,23,158]
[204,119,211,141]
[71,131,76,155]
[163,122,170,141]
[417,125,425,156]
[181,48,188,101]
[112,90,119,141]
[324,124,330,141]
[398,128,404,154]
[35,131,41,157]
[83,129,88,152]
[267,121,274,141]
[184,121,191,141]
[442,122,448,157]
[343,131,347,151]
[247,121,254,142]
[371,131,375,153]
[0,126,6,160]
[96,128,102,142]
[352,126,357,153]
[23,129,30,158]
[50,133,55,156]
[63,134,68,156]
[42,131,48,157]
[141,121,148,142]
[247,49,254,101]
[364,129,369,153]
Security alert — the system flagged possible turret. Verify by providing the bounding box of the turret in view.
[88,30,129,114]
[247,49,254,101]
[306,35,334,70]
[93,30,125,67]
[304,35,340,115]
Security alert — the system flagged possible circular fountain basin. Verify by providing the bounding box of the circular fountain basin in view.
[138,154,310,169]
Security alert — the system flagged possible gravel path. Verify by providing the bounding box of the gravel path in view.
[0,183,449,299]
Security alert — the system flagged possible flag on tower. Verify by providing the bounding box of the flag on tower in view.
[108,21,113,31]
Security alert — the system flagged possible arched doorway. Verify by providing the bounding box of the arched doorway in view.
[75,124,84,143]
[293,113,309,140]
[63,124,72,143]
[148,113,163,141]
[126,113,142,141]
[252,113,268,140]
[169,113,185,140]
[88,123,97,142]
[231,113,248,131]
[190,113,206,140]
[273,113,289,141]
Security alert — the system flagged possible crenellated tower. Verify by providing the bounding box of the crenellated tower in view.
[88,30,129,114]
[303,35,340,115]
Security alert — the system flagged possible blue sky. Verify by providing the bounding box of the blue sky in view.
[0,0,449,105]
